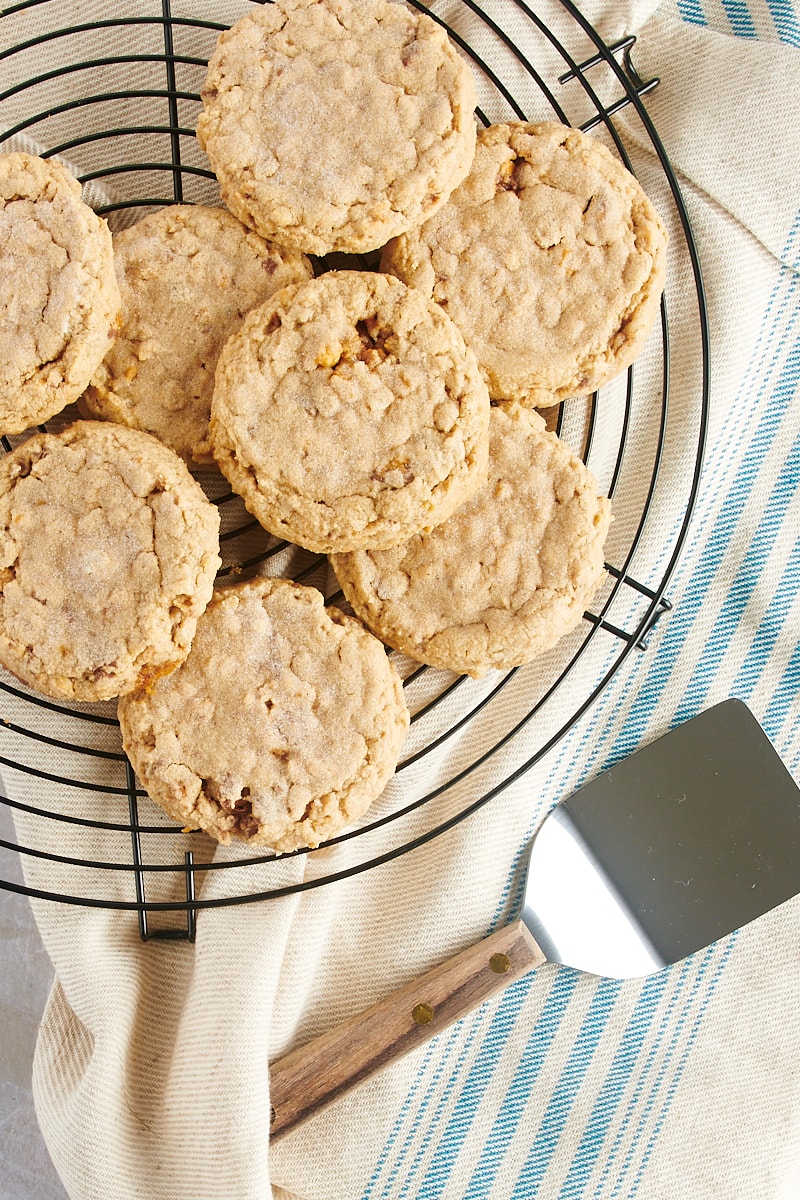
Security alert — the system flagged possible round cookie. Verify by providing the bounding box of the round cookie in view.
[381,121,668,408]
[0,421,221,701]
[118,576,409,852]
[81,205,313,465]
[0,152,120,435]
[330,404,612,676]
[195,0,477,255]
[210,269,490,553]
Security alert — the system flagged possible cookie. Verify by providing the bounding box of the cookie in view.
[0,152,120,435]
[81,205,313,465]
[210,269,490,553]
[118,576,409,852]
[0,421,221,701]
[196,0,477,255]
[330,404,611,676]
[381,121,667,408]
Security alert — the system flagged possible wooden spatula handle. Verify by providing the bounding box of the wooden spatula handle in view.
[269,918,545,1140]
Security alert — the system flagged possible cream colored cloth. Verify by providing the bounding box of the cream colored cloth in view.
[1,2,800,1198]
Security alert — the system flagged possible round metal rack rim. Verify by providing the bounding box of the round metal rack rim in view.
[0,0,711,937]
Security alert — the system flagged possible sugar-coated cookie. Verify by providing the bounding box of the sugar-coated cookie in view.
[210,270,490,553]
[81,205,312,465]
[0,153,120,435]
[0,421,220,700]
[118,576,409,851]
[331,404,611,676]
[382,121,667,407]
[196,0,477,255]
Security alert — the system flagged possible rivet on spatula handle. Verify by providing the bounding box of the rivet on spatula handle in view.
[269,918,546,1140]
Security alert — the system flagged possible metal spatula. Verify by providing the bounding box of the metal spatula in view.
[269,698,800,1139]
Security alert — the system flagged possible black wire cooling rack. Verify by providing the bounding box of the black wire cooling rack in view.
[0,0,709,939]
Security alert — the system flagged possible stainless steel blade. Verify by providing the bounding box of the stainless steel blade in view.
[521,698,800,978]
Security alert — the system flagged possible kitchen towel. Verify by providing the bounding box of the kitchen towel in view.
[1,1,799,1197]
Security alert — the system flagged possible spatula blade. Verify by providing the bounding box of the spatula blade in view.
[521,698,800,978]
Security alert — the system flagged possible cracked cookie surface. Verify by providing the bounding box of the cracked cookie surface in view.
[210,270,490,553]
[331,404,611,676]
[0,152,120,435]
[381,121,667,407]
[196,0,477,255]
[81,205,312,465]
[0,421,221,700]
[118,576,409,851]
